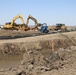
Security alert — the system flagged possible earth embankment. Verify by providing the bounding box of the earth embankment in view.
[0,31,76,75]
[0,31,76,54]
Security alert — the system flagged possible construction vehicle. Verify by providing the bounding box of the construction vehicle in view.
[3,14,30,31]
[55,23,67,31]
[48,23,67,31]
[48,26,56,31]
[25,15,49,33]
[38,23,49,33]
[25,15,38,30]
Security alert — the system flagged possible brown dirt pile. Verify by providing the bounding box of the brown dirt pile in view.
[16,47,76,75]
[0,46,76,75]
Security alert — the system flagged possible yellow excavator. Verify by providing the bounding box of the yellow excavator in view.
[3,14,30,31]
[25,15,39,30]
[25,15,49,33]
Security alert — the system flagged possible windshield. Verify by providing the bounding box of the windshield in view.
[5,22,11,25]
[5,22,16,25]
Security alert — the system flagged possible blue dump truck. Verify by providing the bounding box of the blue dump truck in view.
[38,23,49,33]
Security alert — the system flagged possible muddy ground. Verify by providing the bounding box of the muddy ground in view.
[0,30,76,75]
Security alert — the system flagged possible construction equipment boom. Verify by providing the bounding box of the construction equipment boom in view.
[3,14,30,31]
[26,15,38,29]
[25,15,49,33]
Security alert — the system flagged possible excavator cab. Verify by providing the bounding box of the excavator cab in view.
[4,22,14,29]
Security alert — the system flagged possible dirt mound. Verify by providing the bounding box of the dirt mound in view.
[15,46,76,75]
[0,46,76,75]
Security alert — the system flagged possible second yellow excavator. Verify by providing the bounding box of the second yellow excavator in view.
[25,15,49,33]
[3,14,30,31]
[25,15,39,30]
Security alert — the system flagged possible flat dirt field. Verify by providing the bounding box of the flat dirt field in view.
[0,30,76,75]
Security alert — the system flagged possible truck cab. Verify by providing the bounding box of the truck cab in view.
[38,23,49,33]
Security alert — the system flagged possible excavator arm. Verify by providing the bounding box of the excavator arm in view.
[11,14,25,26]
[4,14,31,31]
[25,15,38,29]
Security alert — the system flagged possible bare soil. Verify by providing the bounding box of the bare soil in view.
[0,30,45,39]
[0,30,76,75]
[0,47,76,75]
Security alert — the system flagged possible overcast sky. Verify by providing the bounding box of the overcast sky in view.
[0,0,76,26]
